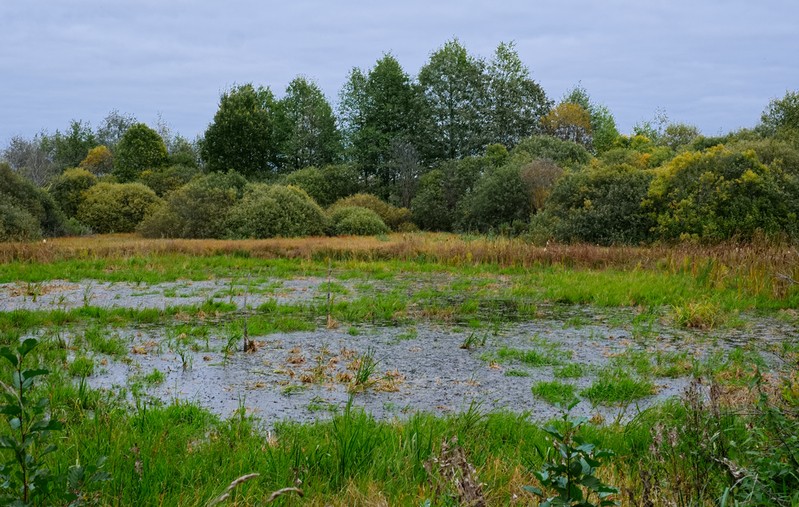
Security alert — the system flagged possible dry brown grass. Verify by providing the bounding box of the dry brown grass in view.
[2,233,797,300]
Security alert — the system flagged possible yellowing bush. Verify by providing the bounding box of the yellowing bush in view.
[328,193,411,230]
[77,182,162,233]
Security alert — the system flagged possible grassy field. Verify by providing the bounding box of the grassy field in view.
[0,233,797,506]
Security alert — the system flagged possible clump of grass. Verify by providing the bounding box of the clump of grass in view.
[531,381,577,406]
[142,369,166,386]
[672,301,723,329]
[68,355,95,377]
[504,369,530,377]
[581,368,655,405]
[495,346,560,366]
[653,350,694,378]
[85,326,127,356]
[554,363,585,379]
[348,348,379,393]
[459,332,487,350]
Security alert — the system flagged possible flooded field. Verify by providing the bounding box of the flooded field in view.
[7,276,796,425]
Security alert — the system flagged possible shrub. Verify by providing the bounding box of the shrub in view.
[457,164,532,233]
[647,145,799,242]
[540,162,655,245]
[411,158,484,231]
[227,184,327,238]
[48,168,97,218]
[138,165,201,197]
[138,172,246,238]
[77,182,162,233]
[0,163,68,237]
[0,202,41,241]
[328,193,411,230]
[282,165,361,207]
[512,134,592,169]
[327,206,389,236]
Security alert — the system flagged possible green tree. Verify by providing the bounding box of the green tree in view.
[410,156,486,231]
[539,162,655,245]
[48,168,97,218]
[201,83,287,178]
[53,120,97,170]
[339,55,425,196]
[281,77,342,170]
[561,84,620,153]
[138,172,247,238]
[512,135,592,169]
[419,39,487,161]
[281,164,360,207]
[760,90,799,138]
[227,184,327,238]
[486,41,551,148]
[0,163,67,236]
[661,123,700,151]
[114,123,168,182]
[458,163,532,232]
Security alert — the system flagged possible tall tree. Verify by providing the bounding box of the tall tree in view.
[201,83,287,178]
[486,41,551,148]
[281,76,342,170]
[96,109,136,151]
[113,123,168,182]
[339,55,424,195]
[53,119,97,170]
[541,103,593,148]
[1,133,58,186]
[561,84,619,153]
[760,89,799,137]
[418,39,487,161]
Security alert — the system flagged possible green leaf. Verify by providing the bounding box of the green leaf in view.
[0,405,21,417]
[0,348,17,367]
[522,485,544,497]
[21,369,49,382]
[580,475,602,490]
[67,465,84,490]
[0,436,19,449]
[18,338,38,357]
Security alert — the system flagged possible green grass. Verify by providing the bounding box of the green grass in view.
[554,363,585,378]
[581,367,655,405]
[531,381,578,406]
[494,346,562,366]
[67,355,95,377]
[142,368,166,385]
[1,242,797,505]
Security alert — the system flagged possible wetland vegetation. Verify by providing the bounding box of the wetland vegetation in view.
[0,235,796,505]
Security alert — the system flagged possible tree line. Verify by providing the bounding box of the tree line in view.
[2,38,799,244]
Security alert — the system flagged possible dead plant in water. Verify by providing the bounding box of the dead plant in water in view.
[424,436,486,507]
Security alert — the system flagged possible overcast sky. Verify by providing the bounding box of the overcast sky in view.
[1,0,797,147]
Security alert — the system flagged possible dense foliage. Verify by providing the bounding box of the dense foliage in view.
[328,193,412,231]
[76,182,162,233]
[48,167,98,218]
[227,184,327,238]
[2,41,798,244]
[0,163,67,238]
[327,206,390,236]
[138,172,246,239]
[113,123,168,181]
